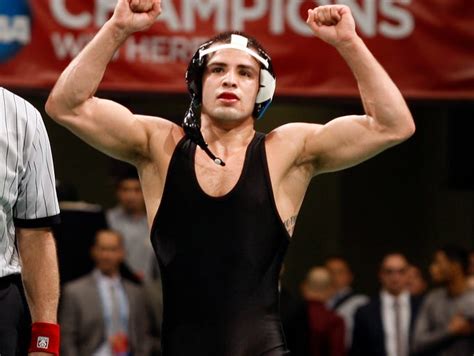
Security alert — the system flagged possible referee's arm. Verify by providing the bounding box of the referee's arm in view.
[15,109,60,325]
[17,227,59,324]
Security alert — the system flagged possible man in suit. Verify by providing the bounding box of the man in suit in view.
[351,253,421,356]
[59,229,150,356]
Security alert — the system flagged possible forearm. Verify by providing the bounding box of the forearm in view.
[336,37,414,137]
[17,228,59,323]
[47,21,128,117]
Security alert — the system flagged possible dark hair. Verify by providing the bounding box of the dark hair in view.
[438,245,469,274]
[204,31,268,58]
[113,164,139,187]
[379,251,409,270]
[325,255,351,268]
[94,229,124,248]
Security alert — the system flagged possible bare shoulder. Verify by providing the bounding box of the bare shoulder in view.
[266,122,324,167]
[267,122,323,140]
[137,115,184,159]
[138,114,183,138]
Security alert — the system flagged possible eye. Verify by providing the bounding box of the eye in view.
[211,67,224,73]
[240,70,252,78]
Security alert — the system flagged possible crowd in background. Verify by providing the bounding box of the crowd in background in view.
[288,249,474,356]
[54,165,474,356]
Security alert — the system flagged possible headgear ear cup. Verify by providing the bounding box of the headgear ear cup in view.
[254,68,276,119]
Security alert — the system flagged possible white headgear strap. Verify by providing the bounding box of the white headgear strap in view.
[199,34,269,69]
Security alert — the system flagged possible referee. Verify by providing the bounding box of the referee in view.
[0,88,61,356]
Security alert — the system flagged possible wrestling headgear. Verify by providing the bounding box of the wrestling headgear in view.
[182,33,276,166]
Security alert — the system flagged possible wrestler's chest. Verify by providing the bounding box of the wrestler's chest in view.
[194,160,244,197]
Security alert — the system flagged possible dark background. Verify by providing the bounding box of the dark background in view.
[9,88,474,296]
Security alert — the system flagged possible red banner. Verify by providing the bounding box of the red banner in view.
[0,0,473,99]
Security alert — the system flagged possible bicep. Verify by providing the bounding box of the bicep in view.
[301,114,401,175]
[50,96,156,163]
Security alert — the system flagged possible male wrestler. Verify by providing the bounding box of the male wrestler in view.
[46,0,415,354]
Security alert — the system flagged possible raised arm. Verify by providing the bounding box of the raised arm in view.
[287,5,415,175]
[46,0,166,164]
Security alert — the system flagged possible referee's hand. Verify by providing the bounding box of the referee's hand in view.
[111,0,162,35]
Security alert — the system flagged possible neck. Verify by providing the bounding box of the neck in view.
[200,116,255,156]
[99,269,120,278]
[123,207,145,218]
[384,289,405,298]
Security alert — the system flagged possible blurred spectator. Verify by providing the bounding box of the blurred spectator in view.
[351,253,421,356]
[467,249,474,289]
[406,265,428,298]
[144,279,163,356]
[280,265,310,356]
[411,245,474,356]
[107,166,158,281]
[325,257,369,349]
[302,266,346,356]
[60,230,151,355]
[429,257,444,286]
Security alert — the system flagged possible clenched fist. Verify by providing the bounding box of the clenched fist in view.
[306,5,358,48]
[111,0,162,35]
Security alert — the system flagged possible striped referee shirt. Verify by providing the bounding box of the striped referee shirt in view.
[0,87,60,277]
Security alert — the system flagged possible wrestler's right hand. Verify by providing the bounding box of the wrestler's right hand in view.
[111,0,162,35]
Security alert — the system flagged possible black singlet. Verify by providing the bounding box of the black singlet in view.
[150,132,291,356]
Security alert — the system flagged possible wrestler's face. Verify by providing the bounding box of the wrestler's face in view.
[379,254,409,296]
[201,47,260,123]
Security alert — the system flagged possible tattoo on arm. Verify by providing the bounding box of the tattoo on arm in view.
[283,215,297,236]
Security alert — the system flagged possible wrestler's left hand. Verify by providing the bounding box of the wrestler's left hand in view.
[306,5,358,48]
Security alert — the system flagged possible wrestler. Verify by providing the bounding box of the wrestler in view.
[46,0,415,354]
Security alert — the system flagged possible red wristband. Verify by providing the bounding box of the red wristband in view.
[29,322,60,355]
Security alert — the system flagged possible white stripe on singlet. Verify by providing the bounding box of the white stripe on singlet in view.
[0,87,60,277]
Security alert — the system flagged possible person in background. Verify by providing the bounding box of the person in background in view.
[325,256,368,350]
[143,279,163,356]
[107,166,158,281]
[302,266,346,356]
[406,264,428,298]
[467,249,474,289]
[411,245,474,356]
[351,253,421,356]
[280,265,310,356]
[60,229,151,356]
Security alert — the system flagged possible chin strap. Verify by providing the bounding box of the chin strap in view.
[182,96,226,166]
